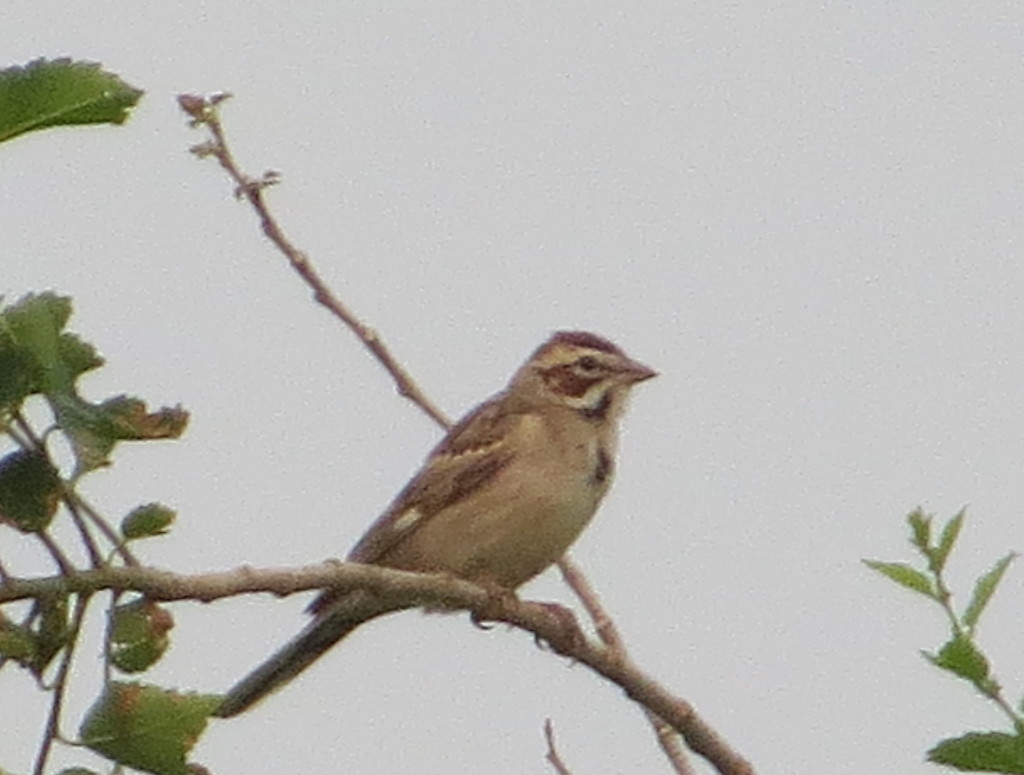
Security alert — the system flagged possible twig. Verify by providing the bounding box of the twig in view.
[10,410,41,450]
[34,531,74,577]
[559,557,695,775]
[8,411,115,569]
[32,593,91,775]
[543,719,575,775]
[60,495,104,569]
[177,93,451,431]
[66,492,139,567]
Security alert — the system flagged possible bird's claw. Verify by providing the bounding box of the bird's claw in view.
[470,582,518,629]
[533,602,584,653]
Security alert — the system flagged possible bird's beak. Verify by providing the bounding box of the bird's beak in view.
[622,359,658,384]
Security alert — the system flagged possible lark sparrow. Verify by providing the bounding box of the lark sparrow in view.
[216,331,655,717]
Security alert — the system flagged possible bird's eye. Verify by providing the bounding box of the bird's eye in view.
[576,355,601,373]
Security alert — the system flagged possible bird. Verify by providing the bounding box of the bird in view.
[215,330,656,717]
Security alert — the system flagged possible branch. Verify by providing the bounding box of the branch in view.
[1,562,754,775]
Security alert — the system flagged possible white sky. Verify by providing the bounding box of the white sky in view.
[4,3,1024,774]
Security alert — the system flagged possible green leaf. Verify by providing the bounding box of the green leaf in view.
[7,292,75,368]
[80,682,220,775]
[110,599,173,673]
[0,597,70,673]
[928,634,991,685]
[0,293,104,398]
[863,560,936,598]
[57,331,106,382]
[929,731,1024,773]
[933,509,965,573]
[56,769,101,775]
[0,294,188,475]
[964,553,1017,631]
[33,595,70,675]
[0,450,61,532]
[0,58,143,144]
[122,503,176,540]
[907,508,932,554]
[0,341,37,410]
[2,293,77,395]
[53,394,189,475]
[0,615,37,663]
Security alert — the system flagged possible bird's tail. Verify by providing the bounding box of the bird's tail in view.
[215,599,394,718]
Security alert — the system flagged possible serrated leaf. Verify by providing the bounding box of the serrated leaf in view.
[53,394,189,475]
[1,295,187,474]
[933,509,966,573]
[863,560,936,598]
[1,293,103,406]
[80,682,220,775]
[0,450,62,532]
[110,599,174,673]
[122,503,176,540]
[908,507,932,553]
[97,396,189,441]
[929,731,1024,773]
[0,58,143,144]
[2,292,76,394]
[964,553,1017,631]
[57,331,104,380]
[930,634,991,684]
[4,292,73,337]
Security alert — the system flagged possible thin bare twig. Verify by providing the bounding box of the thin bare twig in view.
[66,493,139,567]
[543,719,575,775]
[34,531,74,577]
[32,593,91,775]
[60,496,104,569]
[178,93,451,431]
[10,411,42,450]
[10,411,111,569]
[559,557,695,775]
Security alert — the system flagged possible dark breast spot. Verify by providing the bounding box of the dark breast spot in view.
[592,446,613,484]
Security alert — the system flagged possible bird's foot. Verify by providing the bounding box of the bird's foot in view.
[470,581,519,630]
[532,602,585,653]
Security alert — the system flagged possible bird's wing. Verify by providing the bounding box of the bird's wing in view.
[307,394,519,614]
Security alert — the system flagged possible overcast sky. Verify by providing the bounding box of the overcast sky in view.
[4,3,1024,774]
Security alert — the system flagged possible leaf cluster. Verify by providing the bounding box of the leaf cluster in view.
[0,292,211,775]
[0,57,211,775]
[867,509,1022,773]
